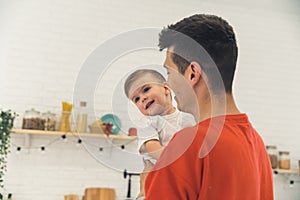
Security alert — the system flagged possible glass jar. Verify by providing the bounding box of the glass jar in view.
[279,151,290,169]
[22,108,44,130]
[266,145,278,169]
[42,111,56,131]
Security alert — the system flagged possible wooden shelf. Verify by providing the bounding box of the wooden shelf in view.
[11,128,137,141]
[273,168,299,175]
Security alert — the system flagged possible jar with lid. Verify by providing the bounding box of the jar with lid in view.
[22,108,44,130]
[279,151,290,169]
[266,145,278,169]
[42,111,56,131]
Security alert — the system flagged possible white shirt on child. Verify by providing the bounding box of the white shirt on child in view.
[137,109,196,162]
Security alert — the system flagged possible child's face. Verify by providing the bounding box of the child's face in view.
[128,77,172,116]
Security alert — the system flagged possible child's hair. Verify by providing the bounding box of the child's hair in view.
[124,69,166,98]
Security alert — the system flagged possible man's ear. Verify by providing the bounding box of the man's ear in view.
[186,61,202,86]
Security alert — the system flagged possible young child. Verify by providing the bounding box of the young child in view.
[124,69,196,199]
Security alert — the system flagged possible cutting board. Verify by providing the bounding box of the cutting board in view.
[64,194,79,200]
[83,188,115,200]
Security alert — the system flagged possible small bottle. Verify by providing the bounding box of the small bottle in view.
[7,193,12,200]
[0,194,3,200]
[279,151,290,169]
[266,145,278,169]
[76,101,88,133]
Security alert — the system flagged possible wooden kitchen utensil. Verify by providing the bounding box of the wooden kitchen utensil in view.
[84,188,115,200]
[64,194,79,200]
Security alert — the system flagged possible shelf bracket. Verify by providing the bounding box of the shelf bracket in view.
[23,133,31,154]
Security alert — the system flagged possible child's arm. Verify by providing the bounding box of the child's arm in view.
[143,139,165,160]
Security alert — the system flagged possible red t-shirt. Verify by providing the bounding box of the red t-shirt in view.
[145,114,274,200]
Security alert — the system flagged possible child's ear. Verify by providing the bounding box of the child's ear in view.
[163,82,171,95]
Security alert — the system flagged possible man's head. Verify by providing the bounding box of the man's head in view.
[159,14,238,94]
[124,69,173,116]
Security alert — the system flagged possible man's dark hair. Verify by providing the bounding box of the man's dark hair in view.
[159,14,238,93]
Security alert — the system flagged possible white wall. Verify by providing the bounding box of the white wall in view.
[0,0,299,199]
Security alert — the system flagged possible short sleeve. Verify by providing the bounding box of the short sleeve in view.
[137,125,159,153]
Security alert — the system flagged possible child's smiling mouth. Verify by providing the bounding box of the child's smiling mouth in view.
[145,100,155,110]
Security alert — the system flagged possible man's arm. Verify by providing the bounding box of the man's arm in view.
[144,126,200,200]
[145,164,197,200]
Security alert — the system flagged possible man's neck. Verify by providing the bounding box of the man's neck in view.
[197,92,240,122]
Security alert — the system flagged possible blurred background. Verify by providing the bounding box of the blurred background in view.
[0,0,299,199]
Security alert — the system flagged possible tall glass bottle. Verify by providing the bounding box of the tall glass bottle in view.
[76,101,88,133]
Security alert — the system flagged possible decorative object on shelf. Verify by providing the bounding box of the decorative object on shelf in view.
[89,120,105,134]
[22,108,44,130]
[0,109,17,189]
[102,122,113,136]
[42,111,56,131]
[75,101,88,133]
[100,114,121,135]
[128,127,137,136]
[278,151,290,169]
[59,102,73,132]
[266,145,278,169]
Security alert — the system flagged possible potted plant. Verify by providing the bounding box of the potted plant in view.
[0,110,17,189]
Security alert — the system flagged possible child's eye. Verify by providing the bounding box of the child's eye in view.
[134,97,140,103]
[143,86,151,93]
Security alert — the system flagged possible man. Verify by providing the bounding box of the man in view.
[144,14,274,200]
